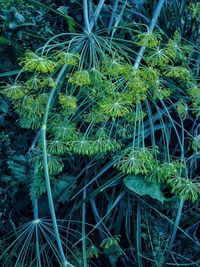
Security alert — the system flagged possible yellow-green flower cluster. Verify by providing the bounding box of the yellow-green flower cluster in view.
[187,84,200,117]
[152,87,171,100]
[145,161,183,183]
[167,176,200,202]
[59,94,77,110]
[32,152,64,174]
[115,147,158,175]
[146,47,171,67]
[126,71,149,103]
[49,117,77,141]
[16,94,48,129]
[99,95,132,117]
[84,110,110,123]
[139,67,160,85]
[25,75,56,90]
[189,2,200,20]
[135,32,161,48]
[54,51,80,65]
[20,50,57,73]
[100,235,122,259]
[101,56,132,77]
[68,70,91,86]
[47,140,69,155]
[101,236,120,249]
[68,137,121,156]
[0,82,26,100]
[164,66,191,82]
[86,245,99,259]
[25,75,44,90]
[176,100,188,120]
[20,95,47,118]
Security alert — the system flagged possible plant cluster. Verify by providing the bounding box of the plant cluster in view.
[0,0,200,266]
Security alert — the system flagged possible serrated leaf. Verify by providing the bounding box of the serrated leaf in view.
[30,174,46,201]
[7,155,30,182]
[52,174,77,203]
[124,175,166,203]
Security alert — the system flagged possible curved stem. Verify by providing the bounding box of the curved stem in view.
[161,197,184,267]
[134,0,166,69]
[41,64,73,267]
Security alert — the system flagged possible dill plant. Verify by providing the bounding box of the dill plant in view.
[0,0,200,266]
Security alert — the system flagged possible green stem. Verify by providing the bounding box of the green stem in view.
[111,0,127,38]
[90,0,105,31]
[108,0,119,34]
[136,201,143,267]
[161,197,184,267]
[41,64,73,267]
[134,0,166,69]
[82,187,87,267]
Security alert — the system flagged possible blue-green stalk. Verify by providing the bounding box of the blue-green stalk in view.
[132,3,165,266]
[83,0,91,33]
[33,162,42,267]
[111,0,127,38]
[108,0,119,34]
[90,0,105,31]
[41,64,74,267]
[134,0,166,69]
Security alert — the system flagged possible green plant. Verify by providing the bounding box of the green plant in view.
[1,0,200,266]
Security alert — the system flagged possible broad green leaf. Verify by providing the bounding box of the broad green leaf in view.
[124,175,166,203]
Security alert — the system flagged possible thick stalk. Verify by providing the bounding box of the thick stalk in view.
[90,0,105,31]
[108,0,119,34]
[83,0,91,33]
[134,0,166,69]
[41,64,73,267]
[33,199,41,267]
[111,0,127,38]
[33,163,41,267]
